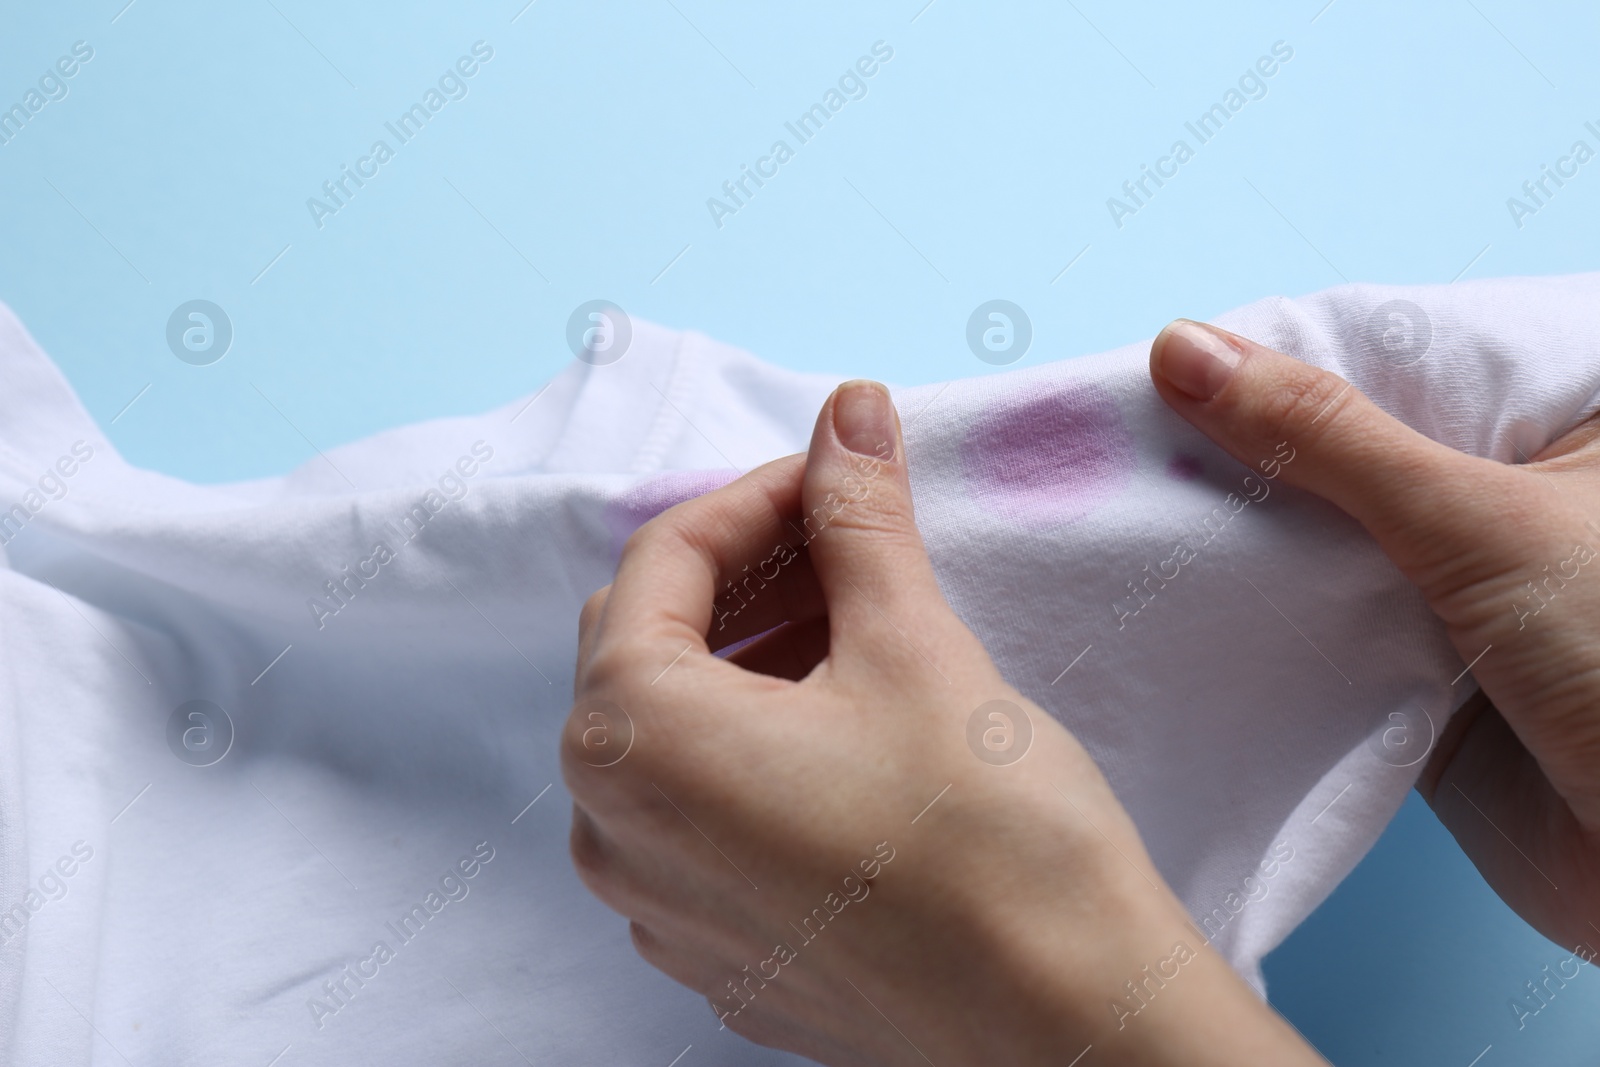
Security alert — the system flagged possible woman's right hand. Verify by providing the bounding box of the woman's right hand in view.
[1150,318,1600,955]
[564,379,1326,1066]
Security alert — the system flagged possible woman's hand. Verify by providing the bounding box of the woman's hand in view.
[564,381,1323,1065]
[1151,319,1600,954]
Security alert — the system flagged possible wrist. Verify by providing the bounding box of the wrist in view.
[983,882,1324,1066]
[945,776,1324,1066]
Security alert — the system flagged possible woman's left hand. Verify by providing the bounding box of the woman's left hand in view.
[1149,318,1600,958]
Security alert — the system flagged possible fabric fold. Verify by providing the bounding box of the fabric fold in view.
[0,274,1595,1063]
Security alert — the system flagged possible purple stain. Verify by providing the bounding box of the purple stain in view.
[603,469,740,558]
[960,383,1136,527]
[1167,453,1205,481]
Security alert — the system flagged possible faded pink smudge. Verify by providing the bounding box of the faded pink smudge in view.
[960,383,1135,527]
[1167,453,1205,481]
[603,469,741,558]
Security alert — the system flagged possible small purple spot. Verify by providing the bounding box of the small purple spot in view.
[604,469,740,558]
[960,383,1136,527]
[1167,454,1205,481]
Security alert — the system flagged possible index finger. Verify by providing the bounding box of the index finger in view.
[586,453,809,682]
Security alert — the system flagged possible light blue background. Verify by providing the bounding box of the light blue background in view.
[2,0,1597,1062]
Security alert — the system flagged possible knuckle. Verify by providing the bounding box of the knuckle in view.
[567,808,611,885]
[633,924,718,996]
[628,920,663,964]
[618,511,677,562]
[560,694,641,781]
[800,484,915,543]
[578,587,610,637]
[573,637,656,718]
[1251,368,1352,447]
[579,643,634,694]
[721,1005,776,1043]
[559,705,596,775]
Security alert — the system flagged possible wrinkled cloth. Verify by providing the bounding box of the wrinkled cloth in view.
[0,275,1596,1064]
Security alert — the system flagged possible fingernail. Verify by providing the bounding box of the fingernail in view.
[1154,320,1244,401]
[833,380,897,458]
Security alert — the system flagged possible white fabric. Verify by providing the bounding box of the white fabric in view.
[0,275,1596,1064]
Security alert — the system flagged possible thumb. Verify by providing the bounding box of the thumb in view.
[1148,318,1509,575]
[800,381,965,669]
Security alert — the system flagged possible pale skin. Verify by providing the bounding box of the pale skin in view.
[562,317,1600,1064]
